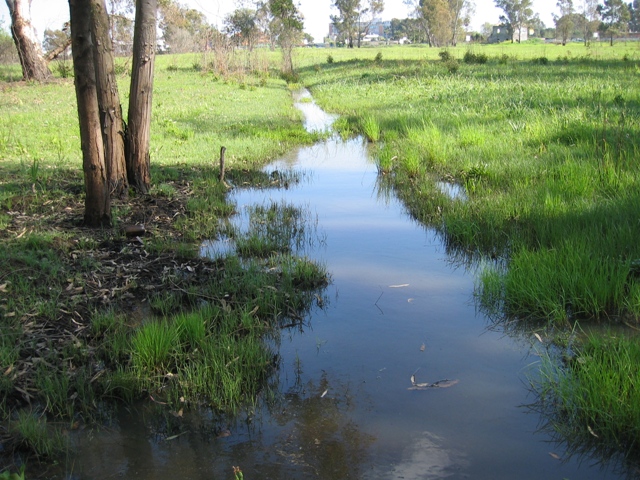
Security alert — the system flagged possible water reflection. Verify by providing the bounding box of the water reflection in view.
[386,432,467,480]
[60,89,628,479]
[70,369,374,479]
[291,89,338,134]
[268,372,375,478]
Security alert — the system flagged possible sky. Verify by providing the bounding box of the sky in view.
[0,0,558,44]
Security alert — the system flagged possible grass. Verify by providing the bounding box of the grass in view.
[533,330,640,468]
[0,51,330,468]
[11,410,67,458]
[114,256,327,411]
[2,40,640,470]
[298,42,640,324]
[293,41,640,467]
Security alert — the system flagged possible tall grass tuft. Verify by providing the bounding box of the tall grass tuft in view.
[12,410,67,457]
[361,114,380,142]
[534,332,640,461]
[131,320,177,374]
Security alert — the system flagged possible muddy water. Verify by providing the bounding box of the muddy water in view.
[67,93,624,479]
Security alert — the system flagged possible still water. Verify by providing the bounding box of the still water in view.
[68,92,624,479]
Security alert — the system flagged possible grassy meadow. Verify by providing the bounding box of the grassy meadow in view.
[2,40,640,471]
[297,42,640,323]
[294,41,640,469]
[0,50,330,467]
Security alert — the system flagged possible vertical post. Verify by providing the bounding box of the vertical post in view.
[219,146,226,182]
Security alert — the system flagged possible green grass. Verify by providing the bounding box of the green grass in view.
[11,410,67,458]
[0,51,331,464]
[533,331,640,466]
[106,256,327,410]
[293,43,640,465]
[2,41,640,467]
[297,42,640,324]
[234,201,320,257]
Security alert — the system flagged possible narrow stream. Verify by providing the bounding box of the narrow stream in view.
[68,92,624,479]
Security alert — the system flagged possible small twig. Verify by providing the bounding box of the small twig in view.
[374,288,384,314]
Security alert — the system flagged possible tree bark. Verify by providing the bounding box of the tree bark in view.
[69,0,111,227]
[126,0,156,194]
[90,0,128,199]
[5,0,51,81]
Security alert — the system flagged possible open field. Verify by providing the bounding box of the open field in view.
[0,52,329,470]
[293,42,640,468]
[2,41,640,473]
[297,42,640,323]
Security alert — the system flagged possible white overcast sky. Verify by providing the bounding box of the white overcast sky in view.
[0,0,557,43]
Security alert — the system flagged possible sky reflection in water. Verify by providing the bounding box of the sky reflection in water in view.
[68,92,624,480]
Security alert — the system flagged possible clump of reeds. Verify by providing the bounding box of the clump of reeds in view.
[533,332,640,465]
[361,114,380,142]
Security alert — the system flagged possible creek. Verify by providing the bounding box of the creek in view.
[67,91,624,479]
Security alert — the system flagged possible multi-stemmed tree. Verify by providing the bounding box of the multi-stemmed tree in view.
[331,0,384,48]
[68,0,157,226]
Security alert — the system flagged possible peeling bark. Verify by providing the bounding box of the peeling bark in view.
[5,0,51,81]
[69,0,111,227]
[126,0,156,194]
[91,0,128,199]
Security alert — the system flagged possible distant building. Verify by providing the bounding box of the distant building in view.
[488,25,528,43]
[328,18,392,43]
[362,33,381,43]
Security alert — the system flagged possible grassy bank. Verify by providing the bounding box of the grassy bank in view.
[298,42,640,323]
[295,41,640,468]
[0,52,329,470]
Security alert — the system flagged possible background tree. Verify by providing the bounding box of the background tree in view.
[528,12,548,36]
[268,0,303,76]
[69,0,111,226]
[330,0,384,48]
[597,0,630,44]
[406,0,471,46]
[0,19,19,64]
[405,0,432,45]
[554,0,575,43]
[627,0,639,30]
[580,0,600,42]
[224,7,261,51]
[107,0,135,55]
[388,17,407,39]
[43,25,71,61]
[494,0,534,42]
[158,0,208,53]
[126,0,157,193]
[331,0,359,47]
[480,20,494,38]
[447,0,473,45]
[420,0,453,46]
[5,0,51,80]
[355,0,384,47]
[254,0,277,48]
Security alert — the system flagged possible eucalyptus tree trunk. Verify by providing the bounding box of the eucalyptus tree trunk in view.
[126,0,156,194]
[69,0,111,226]
[90,0,128,199]
[5,0,51,81]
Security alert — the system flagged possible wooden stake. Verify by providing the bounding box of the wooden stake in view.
[219,146,226,181]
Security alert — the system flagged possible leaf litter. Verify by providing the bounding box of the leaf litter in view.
[0,181,231,424]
